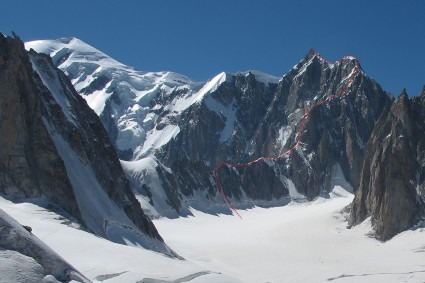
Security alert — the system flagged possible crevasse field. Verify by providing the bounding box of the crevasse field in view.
[2,187,424,283]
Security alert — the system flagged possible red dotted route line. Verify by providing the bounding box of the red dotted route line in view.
[213,50,361,218]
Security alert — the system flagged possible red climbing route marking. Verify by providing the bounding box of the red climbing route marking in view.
[213,50,361,219]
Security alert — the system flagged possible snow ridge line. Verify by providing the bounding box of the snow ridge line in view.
[213,50,361,219]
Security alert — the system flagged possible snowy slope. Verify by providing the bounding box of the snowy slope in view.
[0,196,241,283]
[2,190,424,283]
[154,190,425,283]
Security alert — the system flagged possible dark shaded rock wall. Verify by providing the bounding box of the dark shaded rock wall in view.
[158,52,391,210]
[350,90,425,240]
[0,34,81,221]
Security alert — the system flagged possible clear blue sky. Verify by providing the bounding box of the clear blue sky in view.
[2,1,424,96]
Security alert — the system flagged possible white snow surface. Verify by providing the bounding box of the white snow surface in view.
[166,72,227,113]
[155,192,425,283]
[277,125,292,151]
[2,190,425,283]
[0,196,240,283]
[330,163,354,194]
[284,178,305,200]
[204,95,238,144]
[0,250,45,283]
[135,124,181,159]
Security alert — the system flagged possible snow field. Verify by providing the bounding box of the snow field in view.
[1,188,425,282]
[154,190,425,283]
[0,196,239,283]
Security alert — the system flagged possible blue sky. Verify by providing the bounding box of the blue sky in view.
[2,1,424,96]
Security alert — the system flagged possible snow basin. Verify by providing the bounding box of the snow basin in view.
[1,187,425,283]
[154,189,425,283]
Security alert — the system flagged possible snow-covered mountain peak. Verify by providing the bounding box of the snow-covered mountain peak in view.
[26,37,194,99]
[166,71,228,113]
[26,37,126,70]
[25,38,229,159]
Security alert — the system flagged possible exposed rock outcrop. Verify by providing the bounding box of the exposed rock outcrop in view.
[350,90,425,240]
[156,51,391,212]
[0,34,81,219]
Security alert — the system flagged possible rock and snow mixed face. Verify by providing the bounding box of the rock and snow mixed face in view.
[26,38,280,161]
[24,36,425,243]
[26,38,392,225]
[26,38,198,159]
[0,34,174,257]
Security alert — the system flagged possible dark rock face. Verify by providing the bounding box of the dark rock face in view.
[350,90,425,240]
[155,52,391,213]
[0,34,165,249]
[0,34,80,220]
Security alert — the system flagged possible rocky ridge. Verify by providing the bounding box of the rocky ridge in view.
[153,50,391,216]
[350,89,425,240]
